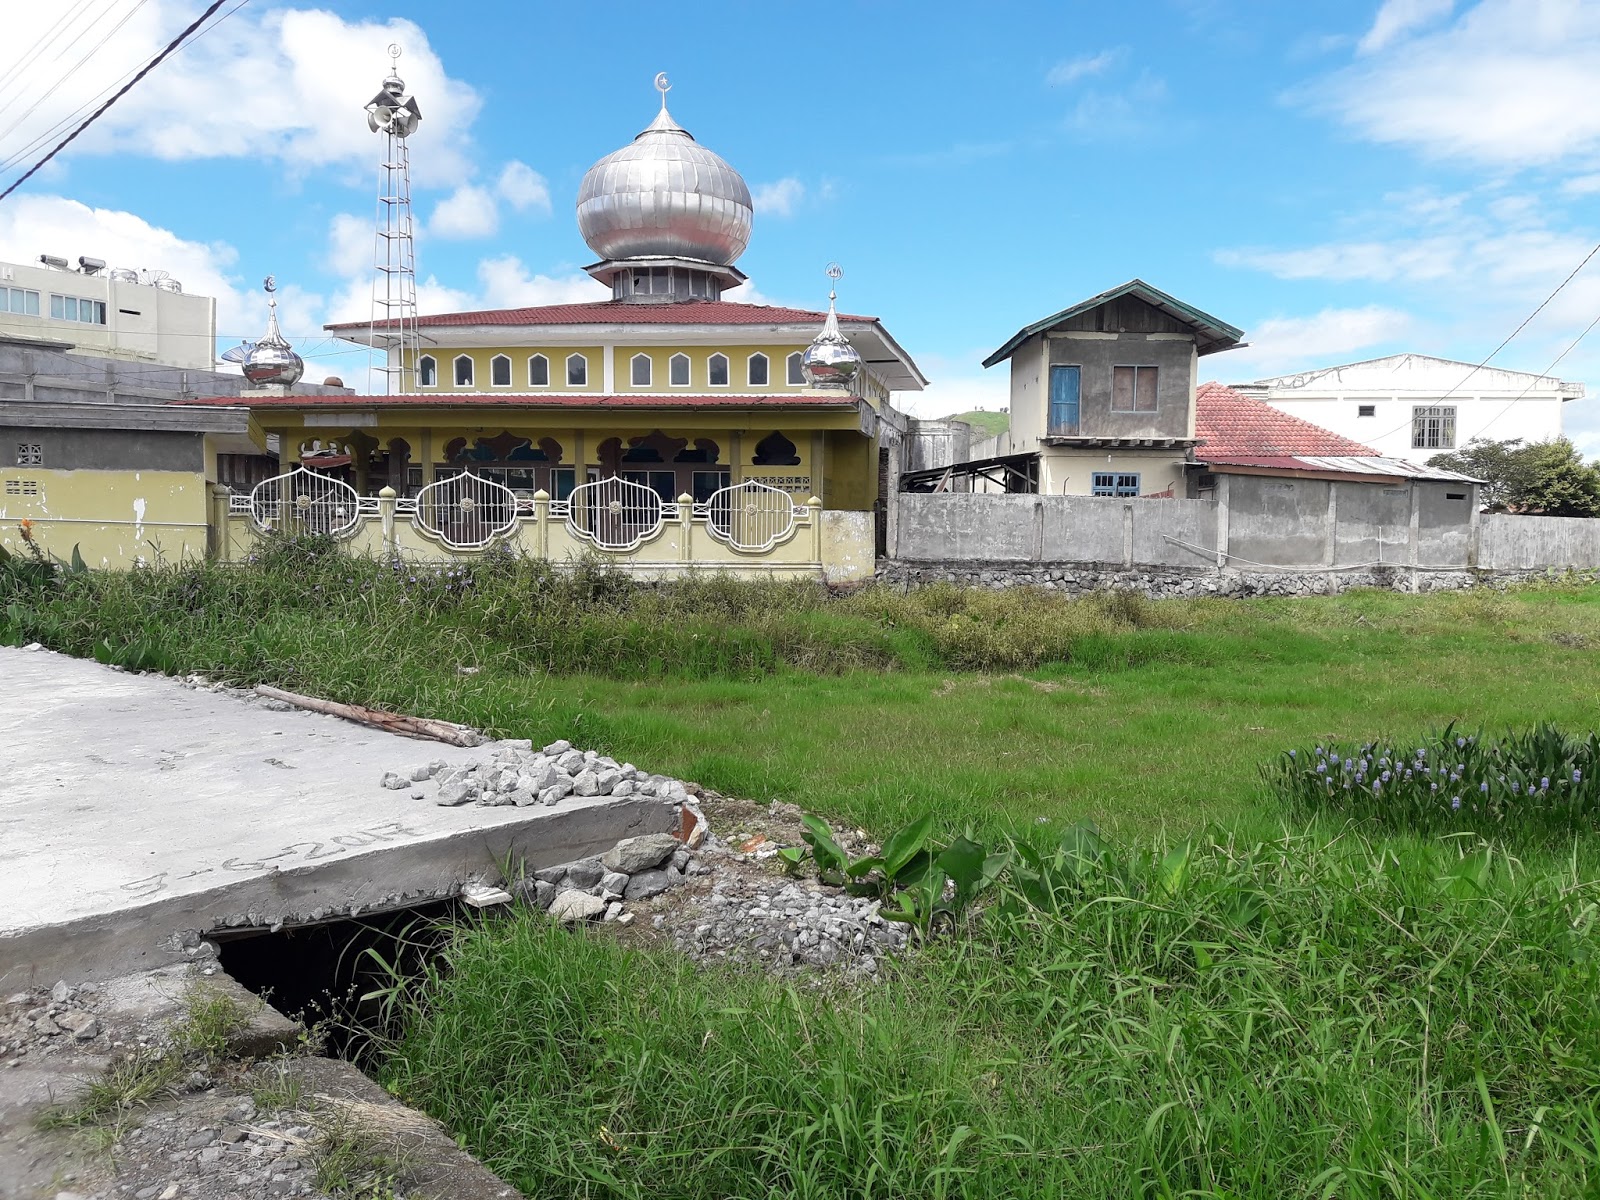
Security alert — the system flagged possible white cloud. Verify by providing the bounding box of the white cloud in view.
[429,185,499,240]
[326,213,372,279]
[1358,0,1453,54]
[1045,48,1125,87]
[1222,306,1414,378]
[1308,0,1600,167]
[898,352,1010,420]
[496,161,551,215]
[473,256,608,308]
[0,193,253,337]
[0,4,482,185]
[1064,73,1168,138]
[752,178,805,217]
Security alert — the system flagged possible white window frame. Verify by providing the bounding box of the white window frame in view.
[566,353,588,387]
[528,354,550,387]
[417,354,437,388]
[747,352,769,387]
[786,351,804,386]
[453,354,475,388]
[1,286,40,316]
[489,354,512,388]
[1412,405,1456,450]
[50,294,106,325]
[1091,472,1141,497]
[631,353,653,387]
[669,352,691,388]
[708,352,730,388]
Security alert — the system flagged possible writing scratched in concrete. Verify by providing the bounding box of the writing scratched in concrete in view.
[118,822,425,898]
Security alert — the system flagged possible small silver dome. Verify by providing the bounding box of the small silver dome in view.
[802,287,862,390]
[576,76,752,267]
[243,278,304,389]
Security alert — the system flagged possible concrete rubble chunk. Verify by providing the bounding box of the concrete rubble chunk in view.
[556,749,586,773]
[508,788,536,807]
[604,832,682,874]
[595,768,622,794]
[564,859,605,889]
[600,870,630,896]
[539,779,575,806]
[612,780,636,797]
[548,889,607,923]
[624,868,672,901]
[380,771,409,791]
[408,764,434,782]
[604,901,624,922]
[435,783,475,807]
[49,980,70,1004]
[532,866,567,885]
[543,739,572,756]
[572,769,602,797]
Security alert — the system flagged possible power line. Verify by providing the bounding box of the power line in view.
[1472,310,1600,442]
[1361,238,1600,446]
[0,0,233,205]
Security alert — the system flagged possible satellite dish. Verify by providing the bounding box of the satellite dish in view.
[221,343,254,364]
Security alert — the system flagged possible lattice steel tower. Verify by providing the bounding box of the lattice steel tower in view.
[364,45,422,393]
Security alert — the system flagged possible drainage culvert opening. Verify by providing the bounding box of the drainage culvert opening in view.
[213,899,482,1062]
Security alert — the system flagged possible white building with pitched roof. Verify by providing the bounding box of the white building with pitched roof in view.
[1233,354,1586,464]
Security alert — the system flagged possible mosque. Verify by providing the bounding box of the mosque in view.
[170,75,926,578]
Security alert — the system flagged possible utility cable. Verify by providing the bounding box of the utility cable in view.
[1472,308,1600,441]
[0,0,232,205]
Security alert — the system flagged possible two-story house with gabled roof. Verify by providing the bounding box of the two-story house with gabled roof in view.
[967,280,1243,497]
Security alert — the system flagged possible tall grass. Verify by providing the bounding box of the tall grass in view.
[381,825,1600,1199]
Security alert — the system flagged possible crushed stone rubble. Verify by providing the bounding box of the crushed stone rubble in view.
[378,738,693,809]
[106,1098,326,1200]
[2,979,115,1067]
[671,878,909,974]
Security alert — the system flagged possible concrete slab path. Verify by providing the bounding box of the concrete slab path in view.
[0,647,674,986]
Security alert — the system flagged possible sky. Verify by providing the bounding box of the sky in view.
[3,0,1600,444]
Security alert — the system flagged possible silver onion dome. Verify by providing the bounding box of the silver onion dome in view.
[801,270,862,390]
[242,277,304,389]
[576,75,753,267]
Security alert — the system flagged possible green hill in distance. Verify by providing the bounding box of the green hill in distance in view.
[945,410,1010,439]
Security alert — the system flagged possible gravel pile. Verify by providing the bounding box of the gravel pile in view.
[512,832,709,927]
[2,980,113,1066]
[114,1099,323,1199]
[380,739,693,809]
[669,878,908,974]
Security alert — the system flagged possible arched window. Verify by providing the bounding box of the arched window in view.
[669,352,691,387]
[566,353,588,387]
[708,353,729,387]
[528,354,549,387]
[747,352,769,387]
[490,354,511,387]
[417,354,437,387]
[786,351,804,386]
[454,354,475,387]
[631,353,653,387]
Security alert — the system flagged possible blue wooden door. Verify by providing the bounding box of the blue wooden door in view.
[1049,365,1080,436]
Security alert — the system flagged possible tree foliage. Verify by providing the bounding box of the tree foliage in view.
[1429,437,1600,516]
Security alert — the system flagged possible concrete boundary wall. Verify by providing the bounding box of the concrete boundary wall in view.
[895,489,1600,577]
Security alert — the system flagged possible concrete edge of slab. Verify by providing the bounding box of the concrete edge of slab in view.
[1,796,677,988]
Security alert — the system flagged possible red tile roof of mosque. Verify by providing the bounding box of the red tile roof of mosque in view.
[1194,381,1377,457]
[173,392,861,410]
[324,299,876,331]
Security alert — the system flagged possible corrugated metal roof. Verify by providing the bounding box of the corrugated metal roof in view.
[1204,454,1483,483]
[174,392,861,411]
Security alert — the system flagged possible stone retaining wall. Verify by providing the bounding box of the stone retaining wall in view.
[875,558,1595,598]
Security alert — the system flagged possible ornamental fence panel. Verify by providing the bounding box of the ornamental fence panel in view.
[247,467,361,537]
[702,479,800,552]
[413,470,520,550]
[565,475,665,551]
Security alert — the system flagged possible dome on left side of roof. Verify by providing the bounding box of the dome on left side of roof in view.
[576,80,753,267]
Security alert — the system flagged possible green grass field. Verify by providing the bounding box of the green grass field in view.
[9,549,1600,1196]
[946,409,1011,439]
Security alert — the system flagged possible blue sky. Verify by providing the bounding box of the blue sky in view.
[3,0,1600,440]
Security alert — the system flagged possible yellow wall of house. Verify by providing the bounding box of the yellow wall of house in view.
[1036,451,1189,497]
[0,468,210,566]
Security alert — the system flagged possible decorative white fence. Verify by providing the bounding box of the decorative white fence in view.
[413,472,519,551]
[566,475,666,552]
[245,466,362,537]
[234,469,816,556]
[703,479,798,552]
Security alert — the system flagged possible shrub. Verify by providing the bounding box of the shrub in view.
[1266,722,1600,837]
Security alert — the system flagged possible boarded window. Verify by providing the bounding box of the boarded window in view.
[1111,366,1158,413]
